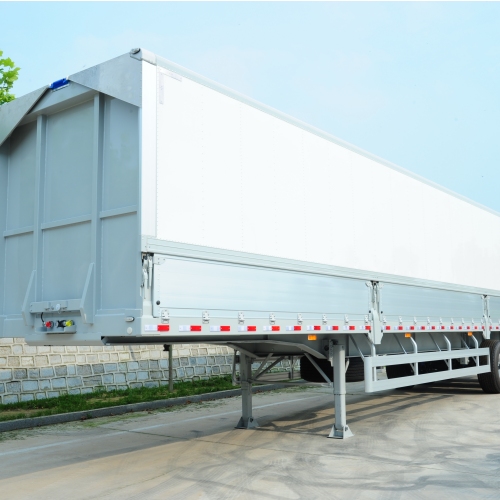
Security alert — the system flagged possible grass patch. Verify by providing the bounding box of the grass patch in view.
[0,376,238,423]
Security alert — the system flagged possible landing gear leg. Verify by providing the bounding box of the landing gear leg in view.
[236,353,259,429]
[328,343,354,439]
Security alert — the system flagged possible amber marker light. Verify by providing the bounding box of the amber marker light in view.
[307,334,317,341]
[468,332,473,336]
[405,333,412,338]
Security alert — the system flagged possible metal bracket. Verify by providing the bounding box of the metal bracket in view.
[269,313,276,325]
[160,309,170,323]
[238,311,245,324]
[25,263,95,326]
[304,352,332,385]
[202,311,210,324]
[22,271,36,327]
[366,281,383,344]
[79,263,94,324]
[141,254,152,290]
[483,295,491,339]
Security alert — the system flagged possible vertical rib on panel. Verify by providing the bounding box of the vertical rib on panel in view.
[90,93,105,323]
[0,141,8,328]
[33,115,47,306]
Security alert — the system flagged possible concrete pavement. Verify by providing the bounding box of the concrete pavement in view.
[0,377,499,499]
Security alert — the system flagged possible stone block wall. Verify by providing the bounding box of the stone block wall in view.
[0,338,235,404]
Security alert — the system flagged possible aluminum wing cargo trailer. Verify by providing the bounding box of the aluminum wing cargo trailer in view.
[1,48,499,439]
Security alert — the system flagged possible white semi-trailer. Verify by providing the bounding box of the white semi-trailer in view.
[1,49,499,439]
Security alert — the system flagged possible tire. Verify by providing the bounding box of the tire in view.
[299,356,365,383]
[386,363,414,389]
[346,357,365,382]
[477,339,500,394]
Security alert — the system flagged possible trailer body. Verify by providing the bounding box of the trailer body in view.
[1,49,499,438]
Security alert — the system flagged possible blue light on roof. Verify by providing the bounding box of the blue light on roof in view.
[49,78,69,90]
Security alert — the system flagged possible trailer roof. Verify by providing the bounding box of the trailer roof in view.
[1,47,498,219]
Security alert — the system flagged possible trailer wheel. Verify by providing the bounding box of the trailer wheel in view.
[299,356,365,382]
[385,363,414,389]
[345,357,365,382]
[477,339,500,394]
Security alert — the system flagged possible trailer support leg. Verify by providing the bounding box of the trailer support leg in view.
[236,353,259,429]
[328,343,354,439]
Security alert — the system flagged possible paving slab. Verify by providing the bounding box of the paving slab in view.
[0,378,499,499]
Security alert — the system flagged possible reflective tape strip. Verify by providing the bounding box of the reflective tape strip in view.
[306,325,321,331]
[210,326,231,332]
[286,325,302,331]
[237,325,257,332]
[263,326,280,332]
[325,326,339,331]
[145,324,169,332]
[179,325,202,332]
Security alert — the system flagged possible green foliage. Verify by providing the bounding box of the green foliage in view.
[0,50,20,105]
[0,375,237,422]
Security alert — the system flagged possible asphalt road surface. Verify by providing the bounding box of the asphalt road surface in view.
[0,378,499,499]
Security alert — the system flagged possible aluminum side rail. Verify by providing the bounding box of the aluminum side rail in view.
[364,348,490,392]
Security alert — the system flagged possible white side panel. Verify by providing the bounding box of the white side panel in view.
[140,61,157,237]
[155,68,500,292]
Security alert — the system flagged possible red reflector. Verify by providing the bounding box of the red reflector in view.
[247,326,256,332]
[294,325,302,331]
[314,325,321,331]
[489,325,492,330]
[441,326,445,329]
[431,326,436,330]
[385,326,391,330]
[410,326,415,330]
[157,324,170,332]
[421,326,426,330]
[458,326,463,330]
[398,326,403,330]
[349,325,355,330]
[190,325,202,332]
[450,326,455,330]
[365,325,371,330]
[272,325,280,331]
[467,326,470,329]
[221,326,230,332]
[333,325,339,330]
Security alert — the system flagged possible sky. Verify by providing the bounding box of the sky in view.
[2,1,500,212]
